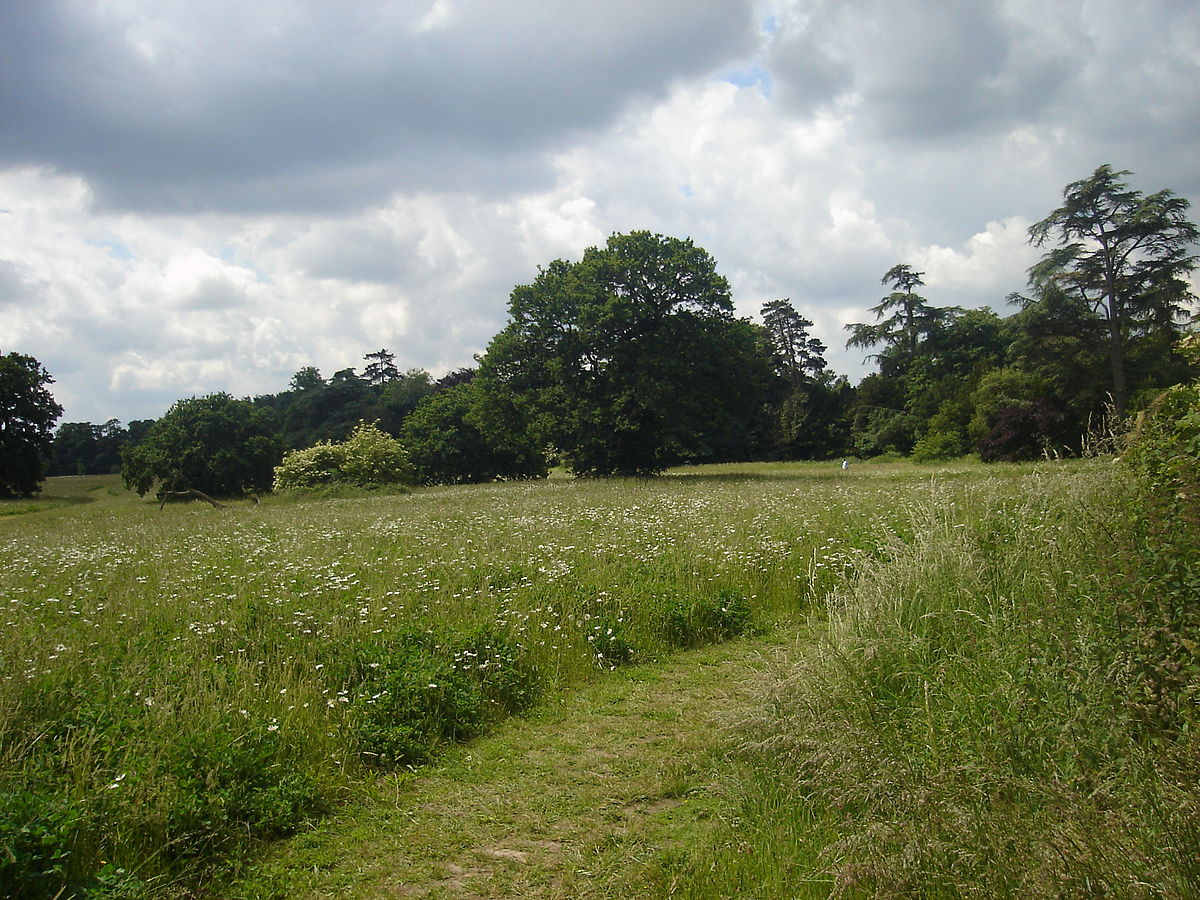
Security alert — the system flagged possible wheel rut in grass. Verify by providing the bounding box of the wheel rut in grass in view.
[236,631,803,899]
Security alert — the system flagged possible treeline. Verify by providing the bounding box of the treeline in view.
[43,164,1199,494]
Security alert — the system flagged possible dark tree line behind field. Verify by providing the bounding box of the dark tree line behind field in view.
[10,165,1199,497]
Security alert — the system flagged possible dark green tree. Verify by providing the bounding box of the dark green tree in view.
[0,352,63,497]
[774,373,852,459]
[479,231,772,476]
[48,419,127,476]
[401,381,547,484]
[282,367,374,448]
[1026,164,1198,416]
[761,299,827,386]
[121,393,282,498]
[376,368,435,434]
[289,366,325,392]
[846,264,960,375]
[363,349,400,387]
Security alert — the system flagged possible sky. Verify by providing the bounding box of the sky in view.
[2,0,1198,425]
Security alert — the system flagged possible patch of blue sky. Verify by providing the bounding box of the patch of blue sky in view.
[679,184,695,198]
[219,244,271,283]
[761,12,779,34]
[719,63,773,99]
[89,239,134,261]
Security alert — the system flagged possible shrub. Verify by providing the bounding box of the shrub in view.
[660,589,751,649]
[0,789,80,898]
[338,421,415,487]
[400,382,548,485]
[452,628,540,716]
[165,724,327,857]
[978,400,1065,461]
[587,620,637,668]
[351,637,483,767]
[273,422,414,491]
[121,393,282,498]
[349,628,538,768]
[1123,381,1200,507]
[910,428,962,462]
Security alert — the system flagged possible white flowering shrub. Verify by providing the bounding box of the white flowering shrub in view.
[338,421,415,487]
[273,422,415,491]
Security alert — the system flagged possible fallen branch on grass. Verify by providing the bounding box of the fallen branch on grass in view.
[159,489,227,510]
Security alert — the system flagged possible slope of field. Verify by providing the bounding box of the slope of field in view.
[1,461,1071,897]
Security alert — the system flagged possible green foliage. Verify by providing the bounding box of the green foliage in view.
[400,382,547,485]
[0,459,1015,896]
[1123,342,1200,506]
[587,620,637,668]
[270,441,344,489]
[909,427,962,462]
[273,421,414,491]
[121,393,281,498]
[0,789,81,898]
[279,368,375,448]
[660,589,751,649]
[1026,164,1199,416]
[361,348,399,387]
[350,629,537,768]
[47,419,131,476]
[680,465,1200,896]
[375,368,435,434]
[338,421,414,487]
[760,298,827,386]
[479,231,774,476]
[771,375,852,460]
[166,724,327,855]
[845,264,960,375]
[0,351,63,498]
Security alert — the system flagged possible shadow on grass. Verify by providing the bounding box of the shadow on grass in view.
[0,475,124,517]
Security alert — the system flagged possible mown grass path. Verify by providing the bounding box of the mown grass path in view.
[231,629,807,899]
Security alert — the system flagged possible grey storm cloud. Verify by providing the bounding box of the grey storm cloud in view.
[2,0,1197,424]
[768,0,1197,150]
[0,1,758,214]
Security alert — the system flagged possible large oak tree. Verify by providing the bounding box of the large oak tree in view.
[479,231,773,476]
[0,352,63,497]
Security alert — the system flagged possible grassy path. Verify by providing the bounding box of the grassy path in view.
[230,629,808,899]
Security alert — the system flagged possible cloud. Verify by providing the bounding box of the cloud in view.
[1,1,1196,423]
[0,1,759,214]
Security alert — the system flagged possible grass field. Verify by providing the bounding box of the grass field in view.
[3,459,1195,898]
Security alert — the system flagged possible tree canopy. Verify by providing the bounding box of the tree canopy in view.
[401,381,548,484]
[0,352,63,497]
[1026,164,1199,416]
[122,393,282,498]
[761,298,827,386]
[47,166,1200,479]
[479,231,773,476]
[846,264,960,375]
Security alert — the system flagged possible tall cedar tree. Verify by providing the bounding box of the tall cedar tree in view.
[845,264,959,374]
[1026,165,1198,416]
[761,299,827,386]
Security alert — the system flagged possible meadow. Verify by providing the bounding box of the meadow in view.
[2,459,1195,898]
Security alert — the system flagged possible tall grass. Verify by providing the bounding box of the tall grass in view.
[1,462,989,898]
[659,460,1200,898]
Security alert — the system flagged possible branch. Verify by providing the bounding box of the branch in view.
[159,489,228,510]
